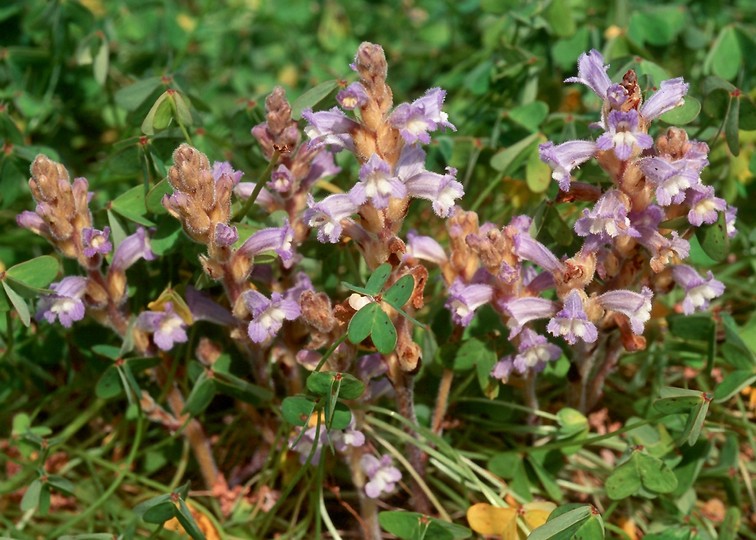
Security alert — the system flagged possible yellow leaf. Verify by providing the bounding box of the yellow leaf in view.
[522,501,556,530]
[164,503,221,540]
[466,502,517,537]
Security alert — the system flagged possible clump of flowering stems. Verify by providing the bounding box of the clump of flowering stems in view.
[408,49,733,413]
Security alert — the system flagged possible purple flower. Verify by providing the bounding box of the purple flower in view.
[110,227,157,272]
[36,276,88,328]
[491,356,514,382]
[136,302,189,351]
[331,420,366,453]
[514,234,564,274]
[349,154,407,208]
[511,328,562,373]
[638,156,704,206]
[361,454,402,499]
[336,82,369,110]
[574,190,639,246]
[564,49,612,99]
[212,161,244,185]
[596,287,653,335]
[546,290,598,345]
[405,230,447,265]
[242,290,300,343]
[302,107,358,151]
[17,211,50,237]
[236,220,294,265]
[539,140,598,191]
[82,227,112,258]
[725,205,737,238]
[303,193,359,243]
[185,286,235,326]
[504,297,559,337]
[445,279,493,327]
[404,167,464,218]
[301,150,342,189]
[685,186,726,227]
[672,265,725,315]
[640,78,689,121]
[632,206,690,271]
[389,87,456,145]
[267,164,294,193]
[213,223,239,247]
[596,110,653,161]
[233,182,275,207]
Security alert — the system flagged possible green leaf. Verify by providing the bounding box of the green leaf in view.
[653,387,706,414]
[680,397,710,446]
[134,493,174,522]
[142,501,177,524]
[95,365,123,399]
[306,371,365,400]
[635,452,678,493]
[110,185,155,226]
[348,302,379,344]
[371,307,397,354]
[720,507,742,540]
[605,460,641,500]
[93,39,109,86]
[214,371,274,404]
[329,401,352,430]
[291,79,339,120]
[2,281,30,327]
[658,96,701,125]
[724,90,740,156]
[451,338,491,372]
[571,513,605,540]
[529,505,592,539]
[281,395,317,427]
[176,498,205,540]
[490,132,540,174]
[146,178,172,214]
[705,26,742,81]
[543,0,575,38]
[92,344,121,360]
[694,211,729,262]
[379,511,472,540]
[526,143,552,193]
[21,479,42,512]
[182,372,216,416]
[46,474,74,495]
[5,256,60,290]
[713,370,756,402]
[115,77,163,111]
[556,408,588,438]
[171,91,193,127]
[365,263,392,295]
[527,454,563,503]
[141,92,173,136]
[667,315,715,341]
[383,274,414,310]
[508,102,549,132]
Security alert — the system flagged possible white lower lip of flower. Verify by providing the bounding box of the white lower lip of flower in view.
[52,298,76,314]
[406,118,428,135]
[160,315,183,335]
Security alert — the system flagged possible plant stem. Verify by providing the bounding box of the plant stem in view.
[234,150,280,221]
[431,369,454,435]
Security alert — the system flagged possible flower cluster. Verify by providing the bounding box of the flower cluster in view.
[409,50,731,403]
[302,42,462,268]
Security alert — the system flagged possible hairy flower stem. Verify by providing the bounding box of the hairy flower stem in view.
[585,336,624,412]
[349,411,381,540]
[431,368,454,435]
[391,369,431,514]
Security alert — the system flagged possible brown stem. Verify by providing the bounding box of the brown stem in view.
[431,369,454,435]
[391,368,431,514]
[585,336,624,411]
